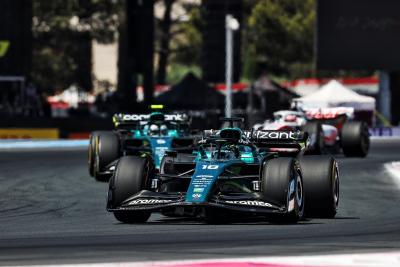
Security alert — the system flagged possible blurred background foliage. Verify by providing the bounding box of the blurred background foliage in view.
[245,0,316,79]
[30,0,369,93]
[32,0,121,92]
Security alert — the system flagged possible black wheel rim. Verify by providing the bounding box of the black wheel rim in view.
[333,164,339,207]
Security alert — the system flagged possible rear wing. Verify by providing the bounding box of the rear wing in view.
[243,130,308,150]
[303,107,354,120]
[113,113,190,128]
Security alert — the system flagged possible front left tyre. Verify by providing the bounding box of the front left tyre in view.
[108,156,153,223]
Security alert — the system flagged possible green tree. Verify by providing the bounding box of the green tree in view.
[169,4,202,67]
[31,0,121,92]
[246,0,315,79]
[154,1,202,84]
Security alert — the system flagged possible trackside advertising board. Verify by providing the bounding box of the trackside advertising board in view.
[0,128,59,139]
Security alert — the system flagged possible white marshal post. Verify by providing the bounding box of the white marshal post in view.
[225,14,239,118]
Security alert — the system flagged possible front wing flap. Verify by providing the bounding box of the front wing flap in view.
[108,191,286,214]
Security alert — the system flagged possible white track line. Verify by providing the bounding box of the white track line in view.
[13,251,400,267]
[385,161,400,188]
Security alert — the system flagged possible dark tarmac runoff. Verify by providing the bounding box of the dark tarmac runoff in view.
[0,139,399,265]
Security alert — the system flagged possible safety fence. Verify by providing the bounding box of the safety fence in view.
[369,127,400,137]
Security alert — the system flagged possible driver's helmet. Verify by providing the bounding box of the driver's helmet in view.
[160,124,168,135]
[148,124,159,136]
[284,114,297,122]
[219,144,240,159]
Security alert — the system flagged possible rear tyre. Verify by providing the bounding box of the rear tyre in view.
[108,156,153,223]
[94,131,120,182]
[341,121,370,157]
[302,122,324,154]
[300,156,339,218]
[262,158,304,223]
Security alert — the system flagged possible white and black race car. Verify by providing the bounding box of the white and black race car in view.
[253,107,369,157]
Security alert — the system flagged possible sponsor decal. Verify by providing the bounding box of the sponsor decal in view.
[186,161,226,203]
[0,40,10,58]
[156,139,166,144]
[305,107,354,120]
[120,113,187,122]
[238,139,251,145]
[195,175,213,178]
[164,114,183,121]
[128,199,173,205]
[244,130,299,140]
[193,187,204,193]
[122,114,150,121]
[0,128,59,139]
[192,193,202,199]
[224,200,273,207]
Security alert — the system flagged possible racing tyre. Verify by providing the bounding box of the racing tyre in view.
[88,131,100,177]
[262,158,304,223]
[341,121,370,157]
[303,122,324,154]
[93,131,120,182]
[108,156,153,223]
[300,156,339,218]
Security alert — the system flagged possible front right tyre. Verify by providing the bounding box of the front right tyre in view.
[108,156,153,223]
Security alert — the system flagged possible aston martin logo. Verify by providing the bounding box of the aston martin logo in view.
[0,41,10,58]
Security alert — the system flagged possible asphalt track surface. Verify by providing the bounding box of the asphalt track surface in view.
[0,139,400,265]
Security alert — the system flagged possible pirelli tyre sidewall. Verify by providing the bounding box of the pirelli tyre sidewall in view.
[108,156,152,223]
[300,155,339,218]
[93,131,120,182]
[262,157,304,223]
[88,131,99,177]
[341,121,370,157]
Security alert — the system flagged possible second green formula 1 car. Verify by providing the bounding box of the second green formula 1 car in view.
[88,111,196,182]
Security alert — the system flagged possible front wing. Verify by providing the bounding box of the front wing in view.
[107,190,286,215]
